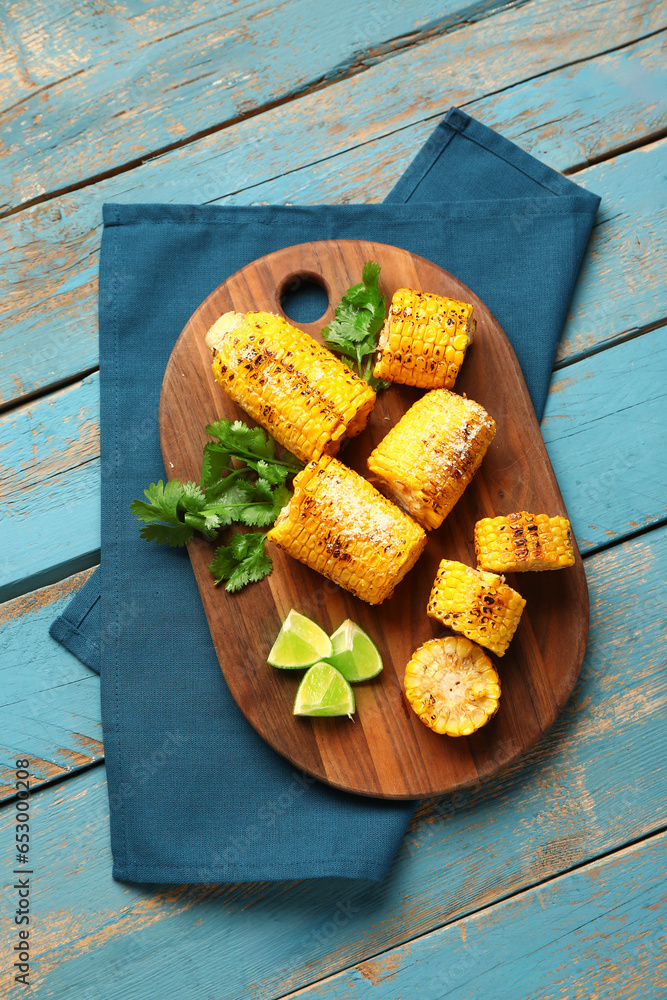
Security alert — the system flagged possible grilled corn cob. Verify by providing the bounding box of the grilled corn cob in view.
[267,455,427,604]
[373,288,475,389]
[427,559,525,657]
[404,636,500,736]
[205,311,376,463]
[367,389,496,530]
[475,512,575,572]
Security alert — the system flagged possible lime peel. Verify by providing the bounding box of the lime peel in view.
[293,662,355,718]
[326,619,383,682]
[268,609,332,668]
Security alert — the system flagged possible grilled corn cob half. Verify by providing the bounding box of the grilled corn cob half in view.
[367,389,496,530]
[475,512,575,572]
[373,288,475,389]
[404,636,501,736]
[267,455,427,605]
[427,559,525,657]
[205,311,376,463]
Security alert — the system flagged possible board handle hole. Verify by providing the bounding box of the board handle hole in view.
[279,272,330,325]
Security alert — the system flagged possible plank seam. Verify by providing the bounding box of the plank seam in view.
[0,758,105,808]
[579,515,667,559]
[274,823,667,1000]
[0,0,530,220]
[0,366,99,417]
[554,318,667,371]
[564,124,667,175]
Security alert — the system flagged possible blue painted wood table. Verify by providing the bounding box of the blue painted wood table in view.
[1,2,666,996]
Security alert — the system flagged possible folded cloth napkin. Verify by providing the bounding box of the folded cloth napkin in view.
[50,108,600,883]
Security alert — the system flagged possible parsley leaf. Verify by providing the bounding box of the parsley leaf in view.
[321,261,389,388]
[208,532,273,591]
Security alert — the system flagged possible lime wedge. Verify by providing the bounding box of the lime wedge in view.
[327,620,383,682]
[293,663,355,717]
[268,609,333,668]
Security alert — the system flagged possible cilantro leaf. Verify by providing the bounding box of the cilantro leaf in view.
[136,520,194,547]
[208,532,273,591]
[207,418,276,459]
[200,442,234,488]
[132,420,301,589]
[130,480,195,547]
[321,261,386,382]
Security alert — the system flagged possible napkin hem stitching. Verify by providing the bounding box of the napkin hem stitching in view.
[48,617,100,662]
[110,228,131,872]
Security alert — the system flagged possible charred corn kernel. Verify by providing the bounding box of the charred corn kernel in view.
[205,311,376,463]
[404,636,500,736]
[367,389,496,530]
[267,455,427,604]
[475,512,575,572]
[427,560,525,657]
[373,288,475,389]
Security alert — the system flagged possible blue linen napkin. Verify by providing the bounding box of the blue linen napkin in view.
[49,109,600,883]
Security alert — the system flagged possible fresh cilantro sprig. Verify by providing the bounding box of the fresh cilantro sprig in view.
[321,261,390,390]
[208,532,273,592]
[201,418,302,488]
[131,420,302,591]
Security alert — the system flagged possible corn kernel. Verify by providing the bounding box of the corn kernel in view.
[207,311,376,463]
[404,636,501,736]
[427,559,526,657]
[367,389,496,530]
[474,512,575,572]
[374,288,475,389]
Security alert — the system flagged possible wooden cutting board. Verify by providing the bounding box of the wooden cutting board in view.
[159,240,588,799]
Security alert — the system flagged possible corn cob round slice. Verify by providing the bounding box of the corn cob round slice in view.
[373,287,475,389]
[475,512,575,572]
[205,311,376,463]
[267,455,427,605]
[404,637,500,736]
[367,389,496,530]
[427,560,525,657]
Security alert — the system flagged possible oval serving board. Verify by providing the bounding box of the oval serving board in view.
[160,240,588,799]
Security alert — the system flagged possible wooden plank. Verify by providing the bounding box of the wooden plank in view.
[0,568,101,802]
[1,4,665,405]
[283,831,667,999]
[542,324,667,551]
[0,0,523,214]
[0,524,664,998]
[0,374,100,600]
[2,319,664,600]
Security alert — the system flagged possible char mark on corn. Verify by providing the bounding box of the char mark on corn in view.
[373,287,475,389]
[267,455,427,605]
[205,311,376,463]
[475,512,575,571]
[427,559,525,657]
[367,389,495,530]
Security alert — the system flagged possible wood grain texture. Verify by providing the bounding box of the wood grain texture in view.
[1,4,665,406]
[0,525,664,999]
[0,2,664,993]
[0,569,101,802]
[2,315,663,602]
[0,0,520,213]
[0,373,100,601]
[160,240,587,798]
[542,324,667,551]
[283,831,667,999]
